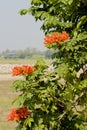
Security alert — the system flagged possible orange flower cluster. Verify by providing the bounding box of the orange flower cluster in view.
[12,65,34,76]
[44,31,69,45]
[8,107,30,122]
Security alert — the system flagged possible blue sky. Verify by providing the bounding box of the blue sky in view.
[0,0,45,52]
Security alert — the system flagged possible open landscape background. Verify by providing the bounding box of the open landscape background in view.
[0,79,17,130]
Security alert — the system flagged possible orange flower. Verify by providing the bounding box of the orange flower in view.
[18,107,30,119]
[61,31,69,41]
[8,107,30,122]
[44,31,69,46]
[12,66,23,76]
[22,65,34,75]
[7,108,20,121]
[44,35,53,44]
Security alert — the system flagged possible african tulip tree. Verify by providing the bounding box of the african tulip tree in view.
[8,0,87,130]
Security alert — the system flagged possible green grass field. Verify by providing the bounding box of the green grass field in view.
[0,58,36,64]
[0,79,18,130]
[0,58,52,65]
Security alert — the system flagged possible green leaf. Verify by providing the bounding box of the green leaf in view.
[20,9,27,15]
[75,123,85,130]
[77,32,87,41]
[24,117,34,127]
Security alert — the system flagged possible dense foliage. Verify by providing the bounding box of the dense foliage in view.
[8,0,87,130]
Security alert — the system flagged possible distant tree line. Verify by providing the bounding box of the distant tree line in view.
[0,48,54,59]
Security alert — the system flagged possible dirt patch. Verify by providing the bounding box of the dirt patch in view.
[0,74,23,81]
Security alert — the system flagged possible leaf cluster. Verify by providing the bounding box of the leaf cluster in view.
[20,0,87,34]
